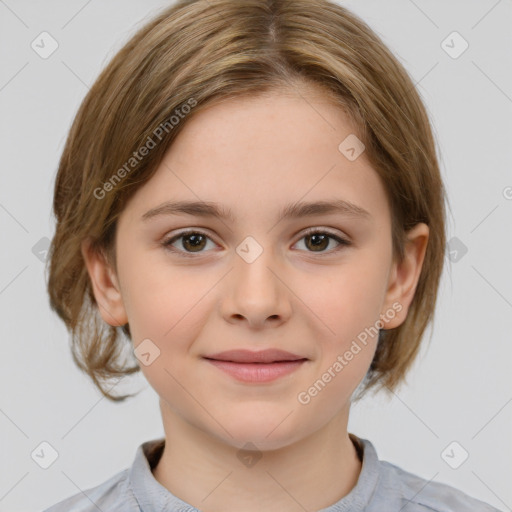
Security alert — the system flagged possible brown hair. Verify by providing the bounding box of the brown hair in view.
[46,0,447,401]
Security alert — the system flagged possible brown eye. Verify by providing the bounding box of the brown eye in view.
[304,233,330,252]
[163,230,215,255]
[295,229,351,255]
[181,233,207,252]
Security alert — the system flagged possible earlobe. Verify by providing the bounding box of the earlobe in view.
[81,238,128,327]
[381,223,429,330]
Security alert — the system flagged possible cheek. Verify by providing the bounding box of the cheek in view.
[119,255,215,401]
[117,253,228,405]
[118,244,213,339]
[293,253,390,408]
[305,252,390,343]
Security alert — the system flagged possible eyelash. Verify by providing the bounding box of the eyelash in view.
[161,228,352,258]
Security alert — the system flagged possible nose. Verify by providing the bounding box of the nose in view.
[220,247,292,329]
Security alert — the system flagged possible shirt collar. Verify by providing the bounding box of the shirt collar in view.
[129,433,380,512]
[322,433,381,511]
[129,438,198,511]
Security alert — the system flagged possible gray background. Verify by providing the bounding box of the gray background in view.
[1,1,511,511]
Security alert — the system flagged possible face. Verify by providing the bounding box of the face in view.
[83,87,428,450]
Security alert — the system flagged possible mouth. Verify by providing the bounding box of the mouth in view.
[202,349,308,383]
[203,348,307,364]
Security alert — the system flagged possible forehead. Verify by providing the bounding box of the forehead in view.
[121,91,390,229]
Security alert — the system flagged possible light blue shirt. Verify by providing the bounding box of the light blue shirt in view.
[43,433,503,511]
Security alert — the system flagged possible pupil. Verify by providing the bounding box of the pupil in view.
[184,234,205,251]
[309,234,327,251]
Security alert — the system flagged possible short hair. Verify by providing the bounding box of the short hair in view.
[46,0,447,402]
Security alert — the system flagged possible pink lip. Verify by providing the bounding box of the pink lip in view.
[204,359,307,383]
[203,349,308,383]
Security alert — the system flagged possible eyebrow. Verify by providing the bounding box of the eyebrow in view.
[141,199,371,223]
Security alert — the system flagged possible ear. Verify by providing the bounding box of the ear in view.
[380,223,429,329]
[81,238,128,327]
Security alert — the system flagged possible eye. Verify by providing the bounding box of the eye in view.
[162,228,351,258]
[294,228,351,255]
[162,230,217,257]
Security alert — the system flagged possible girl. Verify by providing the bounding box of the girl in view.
[44,0,502,510]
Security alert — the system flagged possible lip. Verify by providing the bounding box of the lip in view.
[204,349,305,363]
[204,359,307,383]
[203,349,308,383]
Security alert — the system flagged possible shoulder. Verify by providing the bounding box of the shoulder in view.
[42,468,138,512]
[374,458,503,512]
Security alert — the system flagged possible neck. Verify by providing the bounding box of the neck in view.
[152,403,362,512]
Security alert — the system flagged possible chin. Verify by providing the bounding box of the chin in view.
[210,415,304,452]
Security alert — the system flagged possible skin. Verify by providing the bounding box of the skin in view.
[82,85,429,512]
